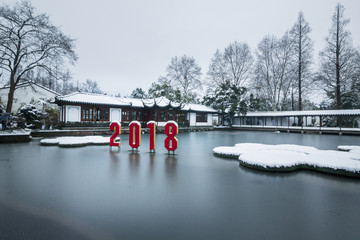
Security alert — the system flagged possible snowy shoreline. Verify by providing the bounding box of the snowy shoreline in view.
[213,143,360,177]
[40,136,119,147]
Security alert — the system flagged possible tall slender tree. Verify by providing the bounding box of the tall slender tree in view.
[290,11,313,112]
[317,3,356,110]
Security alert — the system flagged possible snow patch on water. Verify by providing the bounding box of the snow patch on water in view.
[213,143,360,175]
[40,136,118,147]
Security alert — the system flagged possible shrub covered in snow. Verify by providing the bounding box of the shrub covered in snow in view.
[44,107,60,129]
[17,104,48,129]
[0,104,11,131]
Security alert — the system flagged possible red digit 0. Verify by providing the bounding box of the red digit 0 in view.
[164,121,178,152]
[110,121,121,147]
[146,121,156,151]
[129,121,141,149]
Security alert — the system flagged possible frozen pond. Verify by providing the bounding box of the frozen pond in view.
[0,131,359,240]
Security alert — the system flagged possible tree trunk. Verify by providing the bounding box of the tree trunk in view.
[298,36,303,126]
[6,75,16,113]
[335,5,341,126]
[335,5,341,110]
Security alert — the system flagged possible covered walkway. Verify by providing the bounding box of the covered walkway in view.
[233,109,360,135]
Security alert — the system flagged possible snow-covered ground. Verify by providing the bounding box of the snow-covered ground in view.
[40,136,119,147]
[0,129,31,136]
[338,145,360,154]
[213,143,360,177]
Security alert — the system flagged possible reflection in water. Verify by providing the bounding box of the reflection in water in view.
[238,163,298,179]
[109,150,120,178]
[165,155,177,181]
[1,133,360,240]
[0,188,118,240]
[148,153,155,181]
[109,150,120,166]
[128,152,140,175]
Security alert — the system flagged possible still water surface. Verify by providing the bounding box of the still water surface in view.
[0,131,359,240]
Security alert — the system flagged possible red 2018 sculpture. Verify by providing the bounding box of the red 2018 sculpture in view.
[109,121,178,153]
[129,121,141,149]
[109,121,121,147]
[164,121,178,152]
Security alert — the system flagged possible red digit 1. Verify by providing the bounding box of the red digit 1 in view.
[146,121,156,151]
[164,121,178,152]
[129,121,141,149]
[110,121,121,147]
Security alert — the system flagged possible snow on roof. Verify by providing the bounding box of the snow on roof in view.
[56,92,131,107]
[142,98,155,108]
[142,97,181,108]
[122,97,144,108]
[1,81,60,95]
[154,97,170,107]
[182,103,218,113]
[241,109,360,117]
[55,92,217,112]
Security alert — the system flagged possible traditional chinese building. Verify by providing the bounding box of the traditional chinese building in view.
[54,92,217,127]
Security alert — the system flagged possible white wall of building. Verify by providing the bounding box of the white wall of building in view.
[192,113,212,126]
[110,108,122,122]
[66,106,80,122]
[189,112,196,126]
[0,83,58,113]
[187,112,214,127]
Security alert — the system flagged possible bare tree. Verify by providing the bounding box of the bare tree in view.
[0,1,77,113]
[207,49,229,87]
[253,34,295,111]
[165,55,202,101]
[60,69,77,95]
[290,11,313,112]
[80,79,103,94]
[317,3,356,109]
[207,41,254,88]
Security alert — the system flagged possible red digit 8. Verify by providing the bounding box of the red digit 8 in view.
[109,121,121,147]
[164,121,178,152]
[129,121,141,149]
[146,121,156,151]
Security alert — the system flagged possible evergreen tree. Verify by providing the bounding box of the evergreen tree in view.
[130,88,147,99]
[202,81,247,126]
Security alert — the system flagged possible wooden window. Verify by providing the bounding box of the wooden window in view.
[159,111,167,121]
[151,111,157,121]
[168,112,173,121]
[82,107,95,121]
[82,106,109,121]
[196,113,207,123]
[98,108,109,121]
[131,111,137,121]
[177,113,187,123]
[122,110,130,121]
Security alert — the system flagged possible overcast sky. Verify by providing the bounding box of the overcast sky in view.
[2,0,360,96]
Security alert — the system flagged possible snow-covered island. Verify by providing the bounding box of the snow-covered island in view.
[40,136,119,147]
[213,143,360,177]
